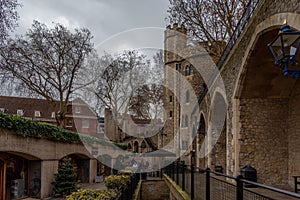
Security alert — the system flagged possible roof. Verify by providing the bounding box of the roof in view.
[0,96,56,119]
[0,96,97,120]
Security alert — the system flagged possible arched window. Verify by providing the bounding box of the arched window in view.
[185,65,190,76]
[190,65,193,75]
[181,115,185,127]
[186,90,190,103]
[185,115,188,127]
[141,141,146,148]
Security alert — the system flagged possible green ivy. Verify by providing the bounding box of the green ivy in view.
[0,112,127,149]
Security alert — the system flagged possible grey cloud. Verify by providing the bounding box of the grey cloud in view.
[15,0,170,45]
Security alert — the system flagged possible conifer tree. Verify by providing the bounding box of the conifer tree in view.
[52,156,78,196]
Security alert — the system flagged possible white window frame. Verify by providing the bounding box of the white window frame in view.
[17,109,24,116]
[66,119,73,127]
[75,106,81,114]
[34,111,41,117]
[82,119,89,128]
[51,112,56,118]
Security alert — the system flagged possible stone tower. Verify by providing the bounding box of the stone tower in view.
[163,23,207,164]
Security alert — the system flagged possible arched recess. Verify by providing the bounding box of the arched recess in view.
[127,143,132,152]
[97,154,112,176]
[61,153,90,183]
[133,141,139,153]
[233,14,300,187]
[197,113,207,168]
[140,140,147,153]
[208,92,227,173]
[0,152,42,200]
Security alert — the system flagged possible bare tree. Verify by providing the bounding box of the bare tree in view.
[0,21,94,126]
[129,84,164,120]
[0,0,20,45]
[92,50,149,116]
[167,0,249,58]
[129,50,164,119]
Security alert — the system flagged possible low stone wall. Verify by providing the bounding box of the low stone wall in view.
[164,175,190,200]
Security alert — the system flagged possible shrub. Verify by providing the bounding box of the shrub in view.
[104,174,130,191]
[66,189,116,200]
[52,157,78,196]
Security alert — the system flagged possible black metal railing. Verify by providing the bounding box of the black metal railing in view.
[164,161,300,200]
[118,173,139,200]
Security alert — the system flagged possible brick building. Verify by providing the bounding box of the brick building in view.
[0,96,99,136]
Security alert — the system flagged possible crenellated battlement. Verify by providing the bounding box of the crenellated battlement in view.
[166,23,187,34]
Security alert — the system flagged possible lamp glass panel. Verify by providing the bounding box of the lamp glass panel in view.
[290,46,297,56]
[282,34,300,47]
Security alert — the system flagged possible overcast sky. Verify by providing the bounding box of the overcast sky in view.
[15,0,170,54]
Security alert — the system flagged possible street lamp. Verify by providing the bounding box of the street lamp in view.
[268,21,300,78]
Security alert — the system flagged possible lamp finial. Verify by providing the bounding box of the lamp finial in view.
[283,19,287,25]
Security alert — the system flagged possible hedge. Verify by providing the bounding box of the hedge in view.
[0,112,127,149]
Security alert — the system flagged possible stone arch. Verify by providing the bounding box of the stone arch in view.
[234,12,300,98]
[59,151,91,160]
[0,152,42,200]
[232,12,300,187]
[207,91,227,173]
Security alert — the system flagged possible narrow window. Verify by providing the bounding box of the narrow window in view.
[169,110,173,118]
[190,65,193,75]
[185,65,190,76]
[51,112,56,118]
[186,90,190,103]
[185,115,188,127]
[169,95,173,102]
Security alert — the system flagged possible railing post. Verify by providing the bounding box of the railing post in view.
[191,164,195,200]
[176,160,179,185]
[206,168,210,200]
[130,175,134,198]
[236,175,244,200]
[182,162,186,191]
[172,162,175,180]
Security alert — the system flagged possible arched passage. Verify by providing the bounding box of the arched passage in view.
[133,141,139,153]
[61,153,90,183]
[235,24,300,187]
[0,152,41,200]
[127,143,132,152]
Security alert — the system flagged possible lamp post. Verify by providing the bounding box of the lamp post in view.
[268,21,300,78]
